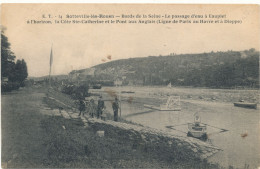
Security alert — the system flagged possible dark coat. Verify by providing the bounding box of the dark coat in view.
[98,99,105,110]
[112,100,119,111]
[79,100,86,112]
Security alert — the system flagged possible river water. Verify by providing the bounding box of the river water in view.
[90,86,260,169]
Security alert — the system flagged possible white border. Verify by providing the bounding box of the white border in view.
[0,0,260,4]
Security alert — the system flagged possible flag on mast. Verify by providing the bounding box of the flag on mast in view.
[50,46,53,67]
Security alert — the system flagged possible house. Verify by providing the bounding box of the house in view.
[114,78,123,86]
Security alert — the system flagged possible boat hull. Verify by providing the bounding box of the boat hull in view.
[187,123,207,140]
[189,131,205,138]
[234,102,257,109]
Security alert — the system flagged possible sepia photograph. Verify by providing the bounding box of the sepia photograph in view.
[1,3,259,169]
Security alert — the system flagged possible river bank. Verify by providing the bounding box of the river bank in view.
[1,87,223,168]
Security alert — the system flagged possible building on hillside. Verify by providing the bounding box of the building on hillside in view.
[114,78,123,86]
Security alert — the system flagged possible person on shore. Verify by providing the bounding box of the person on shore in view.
[78,99,86,116]
[194,112,201,127]
[112,97,119,121]
[97,96,105,119]
[89,99,95,118]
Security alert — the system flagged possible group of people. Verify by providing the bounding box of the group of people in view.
[78,96,119,121]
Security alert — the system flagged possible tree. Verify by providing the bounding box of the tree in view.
[14,59,28,86]
[1,29,16,78]
[1,28,28,91]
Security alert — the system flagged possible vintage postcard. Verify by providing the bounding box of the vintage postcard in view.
[1,4,259,169]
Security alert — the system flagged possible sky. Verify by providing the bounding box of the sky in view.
[1,4,259,77]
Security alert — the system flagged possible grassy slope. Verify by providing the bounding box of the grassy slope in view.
[1,87,221,168]
[1,89,48,168]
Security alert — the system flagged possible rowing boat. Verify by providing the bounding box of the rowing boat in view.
[233,102,257,109]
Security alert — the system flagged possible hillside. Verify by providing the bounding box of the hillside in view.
[28,75,68,81]
[70,49,259,88]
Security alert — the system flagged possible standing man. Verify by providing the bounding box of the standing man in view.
[97,96,105,119]
[89,98,96,118]
[78,99,86,116]
[112,97,119,121]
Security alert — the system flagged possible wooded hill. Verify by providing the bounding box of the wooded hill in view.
[71,49,259,88]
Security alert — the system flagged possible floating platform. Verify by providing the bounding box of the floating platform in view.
[144,96,181,111]
[234,102,257,109]
[144,104,181,111]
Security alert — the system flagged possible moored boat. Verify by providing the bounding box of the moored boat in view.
[233,102,257,109]
[187,113,207,140]
[121,91,135,94]
[187,123,207,139]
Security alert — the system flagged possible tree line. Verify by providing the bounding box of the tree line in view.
[168,54,259,88]
[90,49,259,88]
[1,29,28,92]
